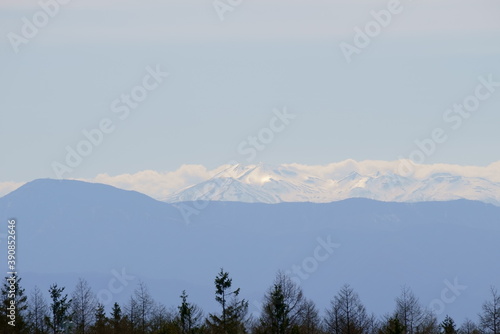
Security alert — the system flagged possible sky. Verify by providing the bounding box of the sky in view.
[1,0,500,188]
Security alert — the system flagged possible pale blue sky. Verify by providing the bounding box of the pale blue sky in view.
[1,0,500,182]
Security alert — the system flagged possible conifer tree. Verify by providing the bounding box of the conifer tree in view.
[48,284,71,334]
[91,303,108,334]
[441,315,457,334]
[110,302,123,333]
[178,290,203,334]
[258,272,312,334]
[0,275,28,333]
[379,317,406,334]
[207,268,248,334]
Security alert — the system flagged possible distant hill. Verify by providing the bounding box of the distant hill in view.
[0,178,499,322]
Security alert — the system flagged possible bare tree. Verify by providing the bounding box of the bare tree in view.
[124,295,139,333]
[459,319,480,334]
[480,287,500,334]
[325,284,371,334]
[417,310,439,334]
[71,278,97,334]
[299,299,321,334]
[393,286,438,334]
[324,299,342,334]
[132,281,156,334]
[27,286,50,334]
[150,303,174,333]
[394,286,422,334]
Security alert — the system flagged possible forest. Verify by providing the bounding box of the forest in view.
[0,270,498,334]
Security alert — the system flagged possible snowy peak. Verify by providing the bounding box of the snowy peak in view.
[164,161,500,205]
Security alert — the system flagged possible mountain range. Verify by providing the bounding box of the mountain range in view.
[163,161,500,205]
[0,178,499,322]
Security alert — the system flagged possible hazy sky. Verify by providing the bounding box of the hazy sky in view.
[1,0,500,183]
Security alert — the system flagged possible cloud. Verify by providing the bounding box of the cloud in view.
[82,164,214,201]
[56,160,500,201]
[286,160,500,183]
[1,160,498,201]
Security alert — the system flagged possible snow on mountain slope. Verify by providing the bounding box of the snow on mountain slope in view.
[164,161,500,205]
[5,160,497,205]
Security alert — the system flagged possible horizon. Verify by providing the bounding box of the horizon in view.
[2,158,500,203]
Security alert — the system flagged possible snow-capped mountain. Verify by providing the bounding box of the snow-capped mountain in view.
[5,160,494,205]
[164,161,500,205]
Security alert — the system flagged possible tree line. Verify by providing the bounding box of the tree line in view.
[0,269,499,334]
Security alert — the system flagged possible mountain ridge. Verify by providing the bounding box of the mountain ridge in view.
[0,178,499,321]
[164,162,500,205]
[2,160,500,205]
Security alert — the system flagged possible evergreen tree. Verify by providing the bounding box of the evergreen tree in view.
[110,302,123,334]
[441,316,457,334]
[48,284,71,334]
[259,272,307,334]
[0,275,28,333]
[207,268,248,334]
[178,290,204,334]
[91,303,108,333]
[263,283,290,334]
[379,317,406,334]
